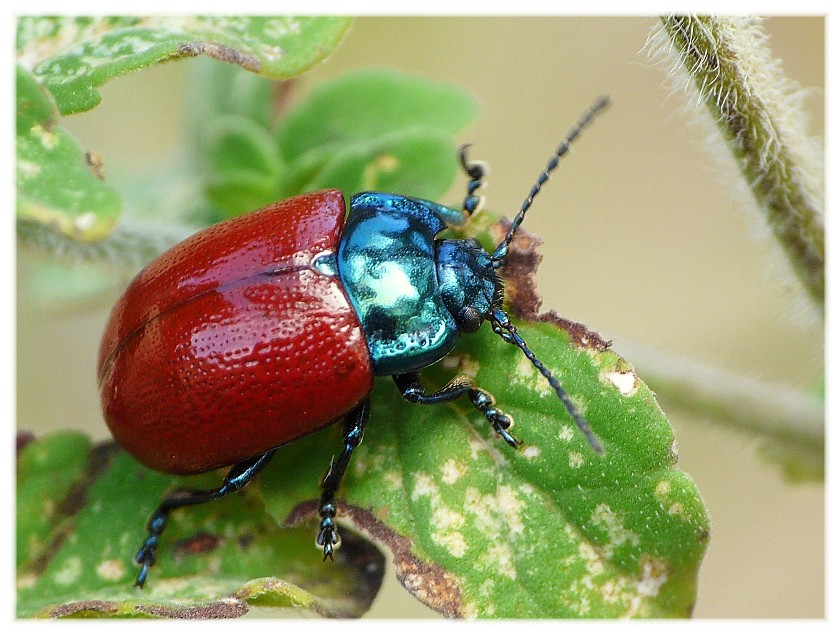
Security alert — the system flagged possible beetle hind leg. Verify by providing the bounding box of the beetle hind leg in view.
[133,449,275,588]
[316,398,371,561]
[394,371,521,447]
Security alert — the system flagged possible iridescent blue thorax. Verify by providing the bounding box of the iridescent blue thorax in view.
[337,192,497,376]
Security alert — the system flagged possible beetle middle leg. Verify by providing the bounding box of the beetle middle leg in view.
[133,449,275,588]
[394,371,521,447]
[316,397,371,561]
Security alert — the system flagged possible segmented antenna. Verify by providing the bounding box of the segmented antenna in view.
[490,308,604,454]
[491,95,611,266]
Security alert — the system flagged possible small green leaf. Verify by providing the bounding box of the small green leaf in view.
[16,65,121,241]
[184,57,277,131]
[17,16,352,115]
[277,68,480,162]
[201,114,285,215]
[205,170,282,219]
[185,67,479,222]
[16,433,385,618]
[303,128,460,200]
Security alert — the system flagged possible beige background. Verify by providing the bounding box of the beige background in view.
[17,17,824,618]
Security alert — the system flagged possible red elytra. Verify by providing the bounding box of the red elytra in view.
[97,190,374,475]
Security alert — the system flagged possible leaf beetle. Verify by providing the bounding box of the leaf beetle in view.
[97,97,609,587]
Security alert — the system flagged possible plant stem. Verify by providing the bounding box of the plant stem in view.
[658,15,824,310]
[17,217,195,270]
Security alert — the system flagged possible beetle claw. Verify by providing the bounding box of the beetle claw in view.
[134,542,157,588]
[316,524,341,561]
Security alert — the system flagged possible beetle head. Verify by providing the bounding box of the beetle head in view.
[436,238,500,333]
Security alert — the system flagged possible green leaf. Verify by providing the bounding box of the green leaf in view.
[17,16,352,115]
[16,433,385,618]
[191,67,479,221]
[16,432,91,568]
[259,217,709,618]
[302,128,460,199]
[277,68,480,162]
[201,115,285,215]
[184,57,277,131]
[16,65,121,242]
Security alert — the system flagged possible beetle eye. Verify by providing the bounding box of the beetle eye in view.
[457,306,484,333]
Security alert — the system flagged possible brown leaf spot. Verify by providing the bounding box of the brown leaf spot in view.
[286,500,464,618]
[173,531,221,557]
[50,600,119,618]
[492,219,611,352]
[137,599,248,619]
[16,430,35,456]
[84,151,106,180]
[177,41,261,73]
[28,441,121,576]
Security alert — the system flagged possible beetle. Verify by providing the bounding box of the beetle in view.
[97,97,609,587]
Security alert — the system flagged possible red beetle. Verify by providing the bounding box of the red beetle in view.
[98,98,609,587]
[98,190,372,475]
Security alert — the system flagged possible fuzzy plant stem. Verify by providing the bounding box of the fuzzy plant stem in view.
[619,341,824,473]
[658,15,824,309]
[17,217,196,269]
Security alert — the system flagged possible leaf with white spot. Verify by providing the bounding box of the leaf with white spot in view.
[16,16,352,115]
[259,217,710,618]
[16,64,120,242]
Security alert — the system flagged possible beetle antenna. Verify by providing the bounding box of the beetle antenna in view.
[491,96,611,267]
[489,307,604,454]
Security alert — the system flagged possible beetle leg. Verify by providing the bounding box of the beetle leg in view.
[394,371,521,447]
[316,398,371,561]
[458,144,487,216]
[133,449,275,588]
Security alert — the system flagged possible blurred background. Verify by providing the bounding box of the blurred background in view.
[17,17,824,618]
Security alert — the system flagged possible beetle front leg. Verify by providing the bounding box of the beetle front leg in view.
[317,398,371,561]
[458,144,488,216]
[394,371,521,447]
[134,449,275,588]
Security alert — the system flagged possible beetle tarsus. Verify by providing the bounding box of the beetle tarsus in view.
[131,450,275,587]
[458,144,487,216]
[133,532,161,588]
[315,399,370,562]
[316,520,339,561]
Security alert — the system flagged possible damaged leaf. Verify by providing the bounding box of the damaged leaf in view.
[16,433,385,618]
[16,16,351,115]
[261,217,710,618]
